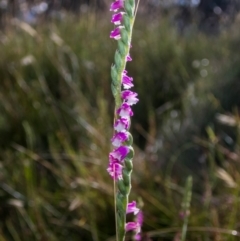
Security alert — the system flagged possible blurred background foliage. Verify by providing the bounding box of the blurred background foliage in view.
[1,0,240,241]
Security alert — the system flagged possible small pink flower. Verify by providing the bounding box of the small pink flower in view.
[126,54,132,61]
[125,222,139,232]
[122,90,139,105]
[110,27,122,40]
[122,71,134,89]
[107,159,123,180]
[109,146,129,161]
[117,103,133,117]
[114,117,130,132]
[134,233,141,241]
[127,201,140,215]
[125,211,143,241]
[111,131,128,147]
[111,12,124,25]
[110,0,124,12]
[136,211,143,226]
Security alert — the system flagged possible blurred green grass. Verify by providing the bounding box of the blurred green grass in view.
[1,13,240,241]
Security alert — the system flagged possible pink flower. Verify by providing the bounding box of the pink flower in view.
[117,103,133,117]
[111,12,124,25]
[136,211,143,226]
[134,233,141,241]
[110,0,124,12]
[111,131,128,147]
[122,71,134,89]
[125,211,143,241]
[109,146,129,162]
[107,158,123,180]
[125,222,139,232]
[122,90,139,105]
[114,117,130,132]
[110,27,122,40]
[127,201,140,215]
[126,54,132,61]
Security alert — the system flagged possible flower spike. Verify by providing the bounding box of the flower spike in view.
[108,0,142,240]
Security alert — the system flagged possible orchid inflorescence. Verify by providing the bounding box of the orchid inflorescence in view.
[107,0,142,240]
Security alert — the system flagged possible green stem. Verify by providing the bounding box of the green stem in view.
[181,176,193,241]
[114,179,119,241]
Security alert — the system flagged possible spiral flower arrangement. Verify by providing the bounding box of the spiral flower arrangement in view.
[107,0,142,240]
